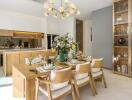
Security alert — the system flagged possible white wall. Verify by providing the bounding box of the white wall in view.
[0,10,45,32]
[0,0,43,17]
[91,6,113,69]
[59,17,76,40]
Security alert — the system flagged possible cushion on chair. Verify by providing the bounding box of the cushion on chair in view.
[76,76,90,85]
[75,73,88,80]
[39,85,71,99]
[92,71,102,77]
[50,82,69,91]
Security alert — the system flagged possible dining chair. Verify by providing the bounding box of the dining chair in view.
[72,62,96,98]
[91,58,107,94]
[35,67,76,100]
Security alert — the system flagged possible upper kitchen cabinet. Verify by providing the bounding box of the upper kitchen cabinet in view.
[13,31,44,39]
[0,29,14,37]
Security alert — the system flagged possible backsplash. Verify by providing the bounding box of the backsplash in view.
[0,37,42,49]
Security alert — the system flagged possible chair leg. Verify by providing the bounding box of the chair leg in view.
[71,85,76,100]
[35,79,39,100]
[102,74,107,88]
[74,84,80,100]
[92,78,98,95]
[89,81,96,96]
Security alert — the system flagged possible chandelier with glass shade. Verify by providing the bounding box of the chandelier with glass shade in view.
[44,0,80,19]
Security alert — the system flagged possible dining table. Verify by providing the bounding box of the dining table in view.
[12,59,90,100]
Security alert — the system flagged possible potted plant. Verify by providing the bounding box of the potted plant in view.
[53,33,77,62]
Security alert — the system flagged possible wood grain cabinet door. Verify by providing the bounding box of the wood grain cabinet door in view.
[31,51,42,58]
[19,52,32,64]
[0,29,13,36]
[5,53,19,76]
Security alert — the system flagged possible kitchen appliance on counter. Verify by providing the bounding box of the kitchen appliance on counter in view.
[23,42,29,48]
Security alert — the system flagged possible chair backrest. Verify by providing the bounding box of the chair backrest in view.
[50,67,72,83]
[91,58,103,68]
[76,62,91,74]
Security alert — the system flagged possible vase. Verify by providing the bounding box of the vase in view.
[57,53,68,62]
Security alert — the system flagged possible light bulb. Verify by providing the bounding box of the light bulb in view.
[59,7,64,13]
[48,7,52,11]
[44,12,49,16]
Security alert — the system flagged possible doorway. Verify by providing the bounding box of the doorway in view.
[76,19,83,51]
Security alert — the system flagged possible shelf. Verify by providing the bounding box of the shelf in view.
[113,71,129,77]
[113,0,132,78]
[114,10,128,15]
[114,57,128,60]
[114,46,128,48]
[114,22,128,25]
[118,57,128,60]
[114,34,128,37]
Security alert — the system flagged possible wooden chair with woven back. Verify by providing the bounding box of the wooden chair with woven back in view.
[91,58,107,94]
[72,62,96,99]
[35,67,76,100]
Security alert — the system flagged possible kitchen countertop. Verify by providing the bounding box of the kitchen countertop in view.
[0,48,46,53]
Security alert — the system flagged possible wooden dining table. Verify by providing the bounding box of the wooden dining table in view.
[12,62,74,100]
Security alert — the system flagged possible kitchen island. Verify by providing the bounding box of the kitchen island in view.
[3,49,56,76]
[13,64,48,100]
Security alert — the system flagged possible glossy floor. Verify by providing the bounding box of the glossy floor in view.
[0,69,132,100]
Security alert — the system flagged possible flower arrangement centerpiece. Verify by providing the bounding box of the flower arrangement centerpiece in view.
[53,33,77,62]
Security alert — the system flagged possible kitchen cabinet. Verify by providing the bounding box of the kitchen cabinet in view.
[3,52,19,76]
[13,31,44,39]
[3,49,57,76]
[0,29,13,37]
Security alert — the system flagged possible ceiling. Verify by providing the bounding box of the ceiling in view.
[31,0,112,19]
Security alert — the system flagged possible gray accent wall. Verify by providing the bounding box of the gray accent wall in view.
[91,6,113,69]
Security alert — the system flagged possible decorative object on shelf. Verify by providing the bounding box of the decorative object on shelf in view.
[114,24,128,35]
[43,0,80,19]
[124,53,128,57]
[117,65,121,72]
[114,0,128,12]
[122,65,127,73]
[53,33,77,62]
[118,37,126,45]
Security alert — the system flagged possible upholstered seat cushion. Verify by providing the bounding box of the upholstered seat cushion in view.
[76,76,90,85]
[50,82,69,91]
[75,73,88,80]
[92,71,103,77]
[39,85,71,99]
